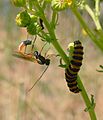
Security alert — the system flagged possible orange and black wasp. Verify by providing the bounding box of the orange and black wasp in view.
[13,37,51,93]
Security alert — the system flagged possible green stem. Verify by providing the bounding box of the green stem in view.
[42,13,69,64]
[77,76,97,120]
[71,7,103,52]
[51,11,57,23]
[94,0,103,39]
[33,0,69,64]
[51,39,69,64]
[51,11,58,29]
[95,0,100,17]
[84,4,102,30]
[71,7,97,120]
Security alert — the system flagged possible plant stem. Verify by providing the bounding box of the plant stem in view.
[71,7,97,120]
[71,7,103,52]
[51,39,69,64]
[84,4,102,30]
[51,10,58,29]
[95,0,100,17]
[43,14,69,64]
[77,76,97,120]
[34,0,69,64]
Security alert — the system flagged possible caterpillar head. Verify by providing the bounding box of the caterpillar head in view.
[74,40,81,46]
[67,42,74,61]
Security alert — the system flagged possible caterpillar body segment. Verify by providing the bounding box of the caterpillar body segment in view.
[65,40,83,93]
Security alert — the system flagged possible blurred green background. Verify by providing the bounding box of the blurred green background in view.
[0,0,103,120]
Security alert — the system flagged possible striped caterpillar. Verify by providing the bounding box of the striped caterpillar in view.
[65,40,83,93]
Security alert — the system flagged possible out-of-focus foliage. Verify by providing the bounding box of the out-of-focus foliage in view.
[11,0,26,7]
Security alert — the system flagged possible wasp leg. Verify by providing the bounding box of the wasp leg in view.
[39,42,48,55]
[31,35,37,53]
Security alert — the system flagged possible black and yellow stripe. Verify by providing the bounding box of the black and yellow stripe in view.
[65,40,83,93]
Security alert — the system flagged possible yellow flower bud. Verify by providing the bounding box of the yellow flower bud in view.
[15,11,31,27]
[27,21,42,35]
[51,0,68,11]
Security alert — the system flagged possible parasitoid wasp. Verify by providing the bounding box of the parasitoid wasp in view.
[13,36,52,93]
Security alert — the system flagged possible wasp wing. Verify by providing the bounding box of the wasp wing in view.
[12,51,37,63]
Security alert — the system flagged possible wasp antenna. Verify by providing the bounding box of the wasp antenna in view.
[44,46,51,57]
[27,66,49,94]
[40,42,48,54]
